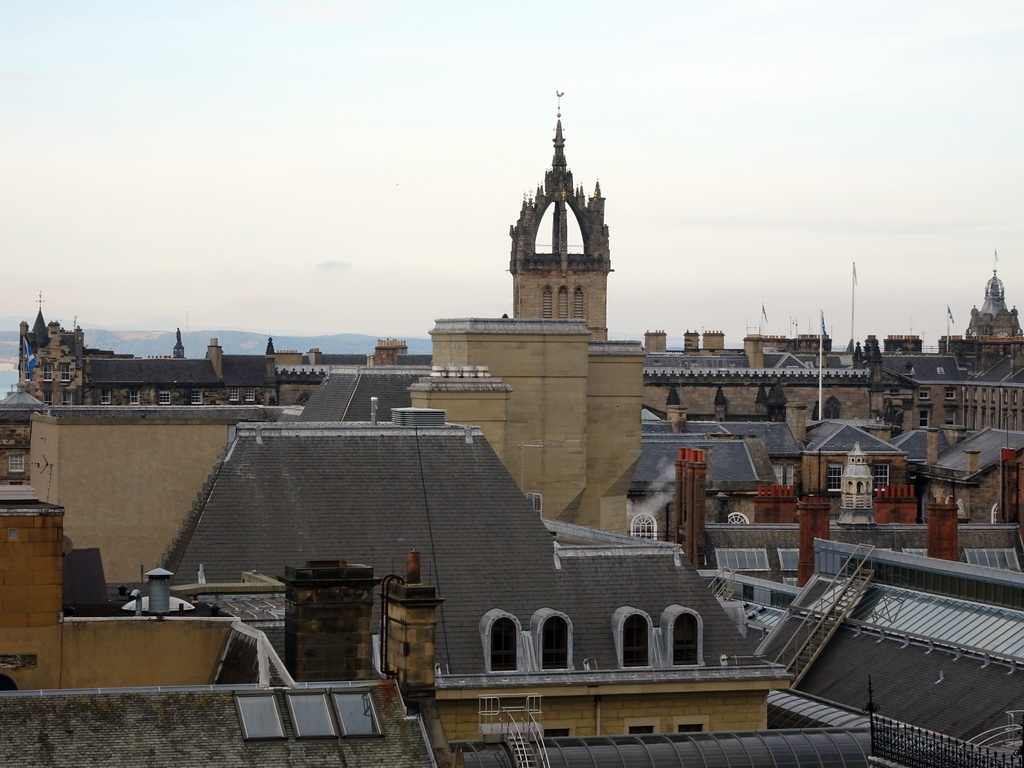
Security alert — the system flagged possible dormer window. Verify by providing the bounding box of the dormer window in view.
[661,605,704,666]
[531,608,573,670]
[481,609,521,672]
[612,607,653,668]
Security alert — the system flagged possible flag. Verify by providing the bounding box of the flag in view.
[947,305,955,324]
[24,338,36,380]
[761,303,768,323]
[853,262,857,286]
[995,249,999,263]
[820,311,827,338]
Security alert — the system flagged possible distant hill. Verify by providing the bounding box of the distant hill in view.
[0,327,431,360]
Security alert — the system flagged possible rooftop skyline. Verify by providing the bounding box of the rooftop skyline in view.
[3,1,1022,346]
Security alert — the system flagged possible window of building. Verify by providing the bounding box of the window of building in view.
[228,387,239,403]
[544,728,571,737]
[43,363,53,382]
[286,693,337,738]
[678,723,704,733]
[541,615,569,670]
[8,455,25,474]
[629,514,656,539]
[100,389,111,405]
[716,548,769,570]
[945,387,956,400]
[826,463,843,491]
[778,548,800,571]
[936,367,945,375]
[964,549,1021,571]
[245,387,257,403]
[873,463,890,490]
[332,691,381,736]
[918,390,930,400]
[573,287,584,319]
[59,363,71,382]
[773,463,794,485]
[557,286,568,319]
[945,407,957,425]
[43,392,53,406]
[672,613,699,665]
[542,287,552,319]
[158,390,171,405]
[628,725,655,734]
[235,694,285,740]
[129,389,140,405]
[481,610,520,672]
[191,389,203,405]
[823,397,841,419]
[918,409,930,428]
[61,392,72,406]
[622,614,649,667]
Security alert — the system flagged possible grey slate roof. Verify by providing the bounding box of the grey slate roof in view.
[890,429,951,462]
[881,354,968,382]
[297,367,429,422]
[221,355,271,386]
[635,435,775,489]
[805,422,903,455]
[169,422,760,677]
[0,681,431,767]
[932,427,1024,472]
[701,421,804,455]
[89,357,219,385]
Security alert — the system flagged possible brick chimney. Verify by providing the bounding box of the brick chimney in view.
[282,560,381,682]
[797,496,831,587]
[385,552,444,700]
[373,338,408,367]
[675,448,706,567]
[926,497,959,561]
[1001,448,1019,526]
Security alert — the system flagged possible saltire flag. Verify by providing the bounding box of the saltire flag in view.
[24,338,36,380]
[820,311,827,338]
[947,306,955,324]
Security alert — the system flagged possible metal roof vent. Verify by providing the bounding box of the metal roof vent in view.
[391,407,446,427]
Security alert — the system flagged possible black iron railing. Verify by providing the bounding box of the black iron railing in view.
[871,715,1023,768]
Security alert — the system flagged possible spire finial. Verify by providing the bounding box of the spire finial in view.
[555,90,564,118]
[37,291,44,311]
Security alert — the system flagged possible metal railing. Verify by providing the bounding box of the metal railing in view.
[872,715,1023,768]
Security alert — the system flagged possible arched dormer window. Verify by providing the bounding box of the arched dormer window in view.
[530,608,573,670]
[542,287,553,319]
[612,607,653,668]
[573,287,584,319]
[480,609,521,672]
[630,514,657,539]
[557,286,569,319]
[661,605,703,666]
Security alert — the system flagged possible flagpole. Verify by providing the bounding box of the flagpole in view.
[818,310,824,420]
[851,262,857,352]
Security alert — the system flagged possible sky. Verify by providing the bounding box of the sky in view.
[2,1,1023,348]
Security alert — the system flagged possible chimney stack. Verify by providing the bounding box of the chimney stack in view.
[926,497,959,561]
[282,560,380,682]
[644,330,667,354]
[206,338,224,380]
[785,404,807,443]
[385,565,443,700]
[797,496,831,587]
[964,450,980,474]
[926,429,939,465]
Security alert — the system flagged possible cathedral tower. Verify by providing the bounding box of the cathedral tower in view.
[509,119,611,340]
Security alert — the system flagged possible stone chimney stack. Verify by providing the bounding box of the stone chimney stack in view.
[926,497,959,561]
[683,331,699,353]
[702,331,725,352]
[385,553,444,700]
[744,335,765,369]
[785,404,807,443]
[206,338,224,381]
[797,496,831,587]
[964,450,980,475]
[926,429,939,465]
[644,330,667,354]
[666,404,687,433]
[282,560,381,682]
[373,338,408,367]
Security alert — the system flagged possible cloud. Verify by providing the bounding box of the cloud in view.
[315,260,351,272]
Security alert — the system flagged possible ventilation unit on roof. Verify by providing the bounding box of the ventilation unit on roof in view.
[391,407,446,427]
[526,493,543,514]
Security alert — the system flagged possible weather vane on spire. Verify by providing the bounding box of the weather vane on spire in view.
[37,291,44,311]
[555,90,564,118]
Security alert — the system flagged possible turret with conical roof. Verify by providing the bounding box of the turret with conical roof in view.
[509,114,611,340]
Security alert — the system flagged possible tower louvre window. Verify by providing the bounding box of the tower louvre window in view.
[557,286,568,319]
[573,287,584,319]
[542,287,552,319]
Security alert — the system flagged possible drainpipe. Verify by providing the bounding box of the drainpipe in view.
[594,695,602,736]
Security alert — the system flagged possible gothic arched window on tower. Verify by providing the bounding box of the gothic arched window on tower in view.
[824,396,841,420]
[542,287,552,319]
[557,286,569,319]
[573,287,584,319]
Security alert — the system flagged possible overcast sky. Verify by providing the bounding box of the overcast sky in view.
[3,1,1022,348]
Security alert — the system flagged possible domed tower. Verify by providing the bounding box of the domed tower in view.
[838,442,875,526]
[968,270,1021,338]
[509,117,611,340]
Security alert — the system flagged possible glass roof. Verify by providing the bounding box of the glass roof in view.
[851,585,1024,659]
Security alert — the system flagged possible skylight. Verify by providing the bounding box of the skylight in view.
[287,693,337,738]
[236,694,285,740]
[334,692,381,736]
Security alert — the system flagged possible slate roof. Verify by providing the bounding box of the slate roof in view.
[635,435,775,489]
[221,355,271,386]
[805,422,903,455]
[297,367,429,422]
[701,421,804,455]
[881,354,968,382]
[89,358,220,385]
[933,428,1024,472]
[890,429,951,462]
[169,422,762,678]
[0,680,432,767]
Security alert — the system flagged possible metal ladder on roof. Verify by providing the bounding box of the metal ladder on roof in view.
[774,545,875,686]
[709,568,737,601]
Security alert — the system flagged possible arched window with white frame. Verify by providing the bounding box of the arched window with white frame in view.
[530,608,573,670]
[630,513,657,539]
[480,609,521,672]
